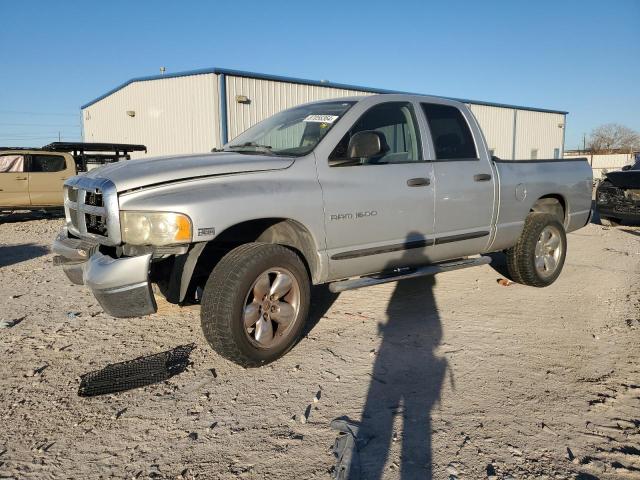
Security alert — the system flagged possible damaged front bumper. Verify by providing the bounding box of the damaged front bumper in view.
[596,184,640,223]
[52,229,157,318]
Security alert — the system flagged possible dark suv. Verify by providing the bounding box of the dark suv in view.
[596,158,640,226]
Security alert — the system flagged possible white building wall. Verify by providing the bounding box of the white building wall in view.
[564,152,636,180]
[514,110,565,160]
[82,72,566,161]
[467,104,514,159]
[82,74,220,159]
[225,76,372,141]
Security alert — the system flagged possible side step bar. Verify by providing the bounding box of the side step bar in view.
[328,256,492,293]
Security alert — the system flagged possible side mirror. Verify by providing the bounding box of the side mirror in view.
[347,131,388,159]
[621,165,632,171]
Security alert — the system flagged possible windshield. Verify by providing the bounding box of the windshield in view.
[225,101,355,156]
[632,159,640,170]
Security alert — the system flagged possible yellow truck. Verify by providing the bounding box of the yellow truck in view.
[0,143,146,210]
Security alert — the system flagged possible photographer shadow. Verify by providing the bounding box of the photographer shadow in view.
[352,241,448,479]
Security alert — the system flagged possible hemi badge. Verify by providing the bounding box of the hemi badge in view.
[197,227,215,236]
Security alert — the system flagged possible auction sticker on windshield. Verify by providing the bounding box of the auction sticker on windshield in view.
[303,114,339,123]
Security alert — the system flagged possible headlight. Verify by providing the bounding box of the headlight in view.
[120,211,192,245]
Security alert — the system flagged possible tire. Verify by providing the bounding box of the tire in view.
[200,243,310,367]
[599,217,619,227]
[505,245,524,284]
[505,213,567,287]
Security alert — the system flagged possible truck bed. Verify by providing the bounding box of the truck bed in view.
[489,157,592,251]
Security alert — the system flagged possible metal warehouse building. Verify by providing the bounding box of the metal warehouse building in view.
[81,67,567,160]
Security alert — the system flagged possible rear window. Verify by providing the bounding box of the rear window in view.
[0,155,25,173]
[421,103,478,160]
[30,154,66,172]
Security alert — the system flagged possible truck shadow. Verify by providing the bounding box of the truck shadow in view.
[0,209,64,224]
[349,239,447,479]
[486,252,510,279]
[302,285,340,338]
[0,243,50,268]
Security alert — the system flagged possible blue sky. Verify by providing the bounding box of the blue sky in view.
[1,0,638,150]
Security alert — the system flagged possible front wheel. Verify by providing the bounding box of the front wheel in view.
[505,213,567,287]
[200,243,310,367]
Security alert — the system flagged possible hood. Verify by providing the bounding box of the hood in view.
[84,152,295,192]
[604,169,640,189]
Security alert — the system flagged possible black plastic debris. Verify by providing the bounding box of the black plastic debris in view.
[0,316,25,329]
[330,417,371,480]
[78,344,195,397]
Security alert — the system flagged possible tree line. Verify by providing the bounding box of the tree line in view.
[587,124,640,153]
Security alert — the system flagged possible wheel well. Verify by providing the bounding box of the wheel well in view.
[530,195,566,225]
[188,219,320,297]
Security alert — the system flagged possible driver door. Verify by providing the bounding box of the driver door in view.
[316,101,435,280]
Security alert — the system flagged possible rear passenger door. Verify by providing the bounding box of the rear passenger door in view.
[420,103,495,258]
[0,154,29,207]
[27,154,74,206]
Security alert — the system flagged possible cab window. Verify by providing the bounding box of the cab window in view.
[329,102,422,166]
[421,103,478,160]
[29,154,66,172]
[0,154,25,173]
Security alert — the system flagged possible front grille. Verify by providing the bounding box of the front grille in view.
[85,191,103,207]
[597,185,639,214]
[85,213,108,235]
[63,177,120,245]
[68,206,79,229]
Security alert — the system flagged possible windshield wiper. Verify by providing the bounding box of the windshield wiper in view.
[227,142,273,151]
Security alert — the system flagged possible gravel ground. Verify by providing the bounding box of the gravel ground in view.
[0,211,638,480]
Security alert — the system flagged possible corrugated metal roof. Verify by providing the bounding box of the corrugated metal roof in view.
[80,67,568,115]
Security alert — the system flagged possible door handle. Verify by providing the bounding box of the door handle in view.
[474,173,492,182]
[407,177,430,187]
[16,177,27,181]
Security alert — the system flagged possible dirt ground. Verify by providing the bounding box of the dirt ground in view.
[0,212,638,480]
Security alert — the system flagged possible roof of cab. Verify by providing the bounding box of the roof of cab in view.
[80,67,568,115]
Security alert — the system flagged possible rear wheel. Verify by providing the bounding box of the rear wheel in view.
[200,243,310,367]
[506,213,567,287]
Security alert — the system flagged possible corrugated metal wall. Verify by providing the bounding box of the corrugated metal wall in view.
[467,104,514,159]
[82,72,566,161]
[514,110,565,160]
[225,78,566,160]
[467,105,565,160]
[224,76,372,140]
[82,74,219,159]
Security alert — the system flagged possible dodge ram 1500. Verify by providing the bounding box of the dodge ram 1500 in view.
[53,94,592,366]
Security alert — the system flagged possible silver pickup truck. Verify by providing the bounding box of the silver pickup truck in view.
[53,94,592,366]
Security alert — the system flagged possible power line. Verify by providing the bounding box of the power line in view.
[0,130,81,135]
[0,122,80,128]
[0,110,78,117]
[0,133,82,138]
[0,137,71,140]
[0,133,80,137]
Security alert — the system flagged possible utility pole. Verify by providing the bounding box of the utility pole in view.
[58,131,61,142]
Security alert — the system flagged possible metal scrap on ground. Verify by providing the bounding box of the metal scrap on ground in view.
[330,417,372,480]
